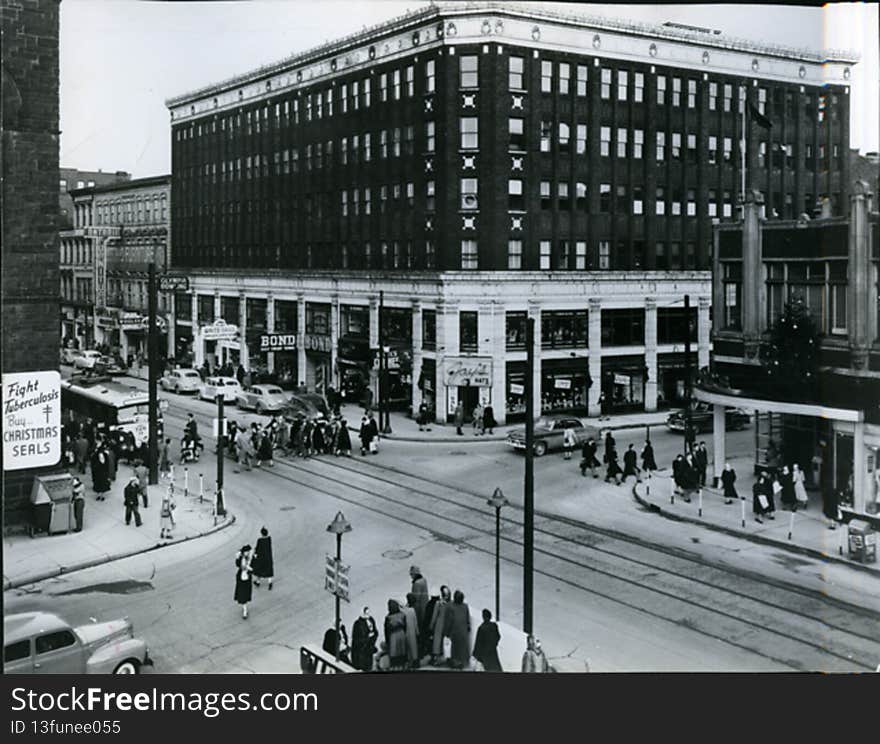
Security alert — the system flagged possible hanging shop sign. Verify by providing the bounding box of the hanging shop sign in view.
[201,319,239,341]
[259,333,298,352]
[509,383,525,396]
[303,334,332,353]
[554,378,572,390]
[2,370,61,470]
[94,238,108,310]
[96,315,118,330]
[119,313,145,331]
[613,373,631,386]
[445,357,492,387]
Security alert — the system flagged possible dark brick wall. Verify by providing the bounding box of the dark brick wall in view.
[2,0,62,526]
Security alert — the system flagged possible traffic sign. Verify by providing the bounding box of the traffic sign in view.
[212,418,228,438]
[159,274,190,292]
[324,555,351,602]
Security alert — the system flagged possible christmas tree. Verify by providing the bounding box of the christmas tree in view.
[761,297,819,401]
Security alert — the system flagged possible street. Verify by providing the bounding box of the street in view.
[6,384,880,672]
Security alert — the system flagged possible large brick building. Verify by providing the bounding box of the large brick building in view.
[163,3,856,423]
[58,167,130,228]
[2,0,62,524]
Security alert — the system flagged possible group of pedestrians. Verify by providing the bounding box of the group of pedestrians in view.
[670,441,710,502]
[452,402,498,437]
[232,527,275,619]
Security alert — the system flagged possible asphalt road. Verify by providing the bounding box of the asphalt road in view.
[6,385,880,673]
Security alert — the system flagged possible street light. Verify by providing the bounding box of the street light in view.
[326,511,352,662]
[486,487,509,622]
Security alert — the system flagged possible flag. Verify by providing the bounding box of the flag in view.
[748,102,773,130]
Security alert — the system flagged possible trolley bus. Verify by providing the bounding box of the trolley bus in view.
[61,375,165,446]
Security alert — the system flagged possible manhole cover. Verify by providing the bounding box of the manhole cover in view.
[279,506,297,512]
[448,450,469,456]
[382,549,413,560]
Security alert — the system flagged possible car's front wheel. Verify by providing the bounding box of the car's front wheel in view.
[113,660,140,674]
[534,440,547,457]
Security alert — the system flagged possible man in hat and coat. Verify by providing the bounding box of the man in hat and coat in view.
[409,565,429,627]
[580,437,600,478]
[123,476,143,527]
[429,585,452,664]
[622,444,640,483]
[251,527,274,590]
[473,608,503,672]
[641,439,658,473]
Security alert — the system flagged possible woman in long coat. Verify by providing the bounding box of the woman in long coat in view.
[311,419,325,455]
[402,593,420,668]
[752,474,773,523]
[384,599,408,670]
[473,609,502,672]
[482,405,497,435]
[251,527,274,589]
[429,586,452,663]
[257,432,274,467]
[721,463,738,504]
[779,465,796,510]
[792,463,809,507]
[90,448,111,500]
[359,414,372,455]
[234,545,253,619]
[351,608,379,672]
[641,440,658,472]
[445,589,471,670]
[605,448,623,485]
[336,419,352,456]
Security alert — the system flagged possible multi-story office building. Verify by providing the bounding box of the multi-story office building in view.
[704,183,878,519]
[60,175,171,359]
[59,167,130,227]
[164,2,856,423]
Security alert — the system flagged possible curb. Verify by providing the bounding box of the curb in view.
[3,513,237,591]
[631,481,880,577]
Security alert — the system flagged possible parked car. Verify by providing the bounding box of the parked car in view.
[160,368,202,394]
[95,355,126,376]
[200,376,241,403]
[666,402,750,434]
[3,611,152,675]
[235,384,288,414]
[73,350,102,371]
[507,416,600,457]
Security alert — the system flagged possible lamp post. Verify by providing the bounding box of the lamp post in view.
[326,511,352,663]
[487,487,509,621]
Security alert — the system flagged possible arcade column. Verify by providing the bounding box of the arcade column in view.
[644,297,658,412]
[588,298,602,417]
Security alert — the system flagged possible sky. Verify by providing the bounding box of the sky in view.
[59,1,879,178]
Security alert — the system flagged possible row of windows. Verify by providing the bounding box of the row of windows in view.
[82,195,168,229]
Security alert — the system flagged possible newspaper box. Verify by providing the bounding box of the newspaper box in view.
[29,473,74,537]
[847,519,877,564]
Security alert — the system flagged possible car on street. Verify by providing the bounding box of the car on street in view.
[3,611,152,675]
[160,368,202,394]
[95,355,126,376]
[665,402,750,434]
[235,384,288,414]
[506,415,600,457]
[200,376,241,403]
[73,350,102,371]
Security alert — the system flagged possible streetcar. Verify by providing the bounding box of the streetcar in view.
[61,374,165,446]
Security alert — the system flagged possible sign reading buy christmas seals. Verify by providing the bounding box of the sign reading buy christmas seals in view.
[2,370,61,470]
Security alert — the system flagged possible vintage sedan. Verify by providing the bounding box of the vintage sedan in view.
[666,402,750,434]
[160,368,202,394]
[3,611,152,674]
[95,355,126,376]
[73,350,102,370]
[235,384,288,414]
[200,376,241,403]
[507,416,600,457]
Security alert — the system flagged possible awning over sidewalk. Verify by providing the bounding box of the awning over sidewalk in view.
[694,387,863,423]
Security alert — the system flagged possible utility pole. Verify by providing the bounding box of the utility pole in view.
[379,290,391,435]
[147,262,158,485]
[215,394,226,516]
[684,294,692,456]
[523,317,535,635]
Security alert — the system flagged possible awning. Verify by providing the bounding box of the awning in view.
[694,387,863,423]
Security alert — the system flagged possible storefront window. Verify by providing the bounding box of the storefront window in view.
[221,296,239,326]
[197,295,214,324]
[601,309,644,346]
[246,298,268,368]
[380,307,412,344]
[541,367,589,414]
[305,303,330,335]
[460,312,478,353]
[541,310,588,349]
[867,445,880,515]
[275,300,298,332]
[506,312,527,351]
[506,363,527,419]
[340,305,368,337]
[602,363,645,412]
[657,308,697,344]
[422,310,436,350]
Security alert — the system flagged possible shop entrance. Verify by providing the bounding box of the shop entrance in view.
[459,386,480,420]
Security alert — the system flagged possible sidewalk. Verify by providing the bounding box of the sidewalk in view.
[633,456,879,576]
[3,463,234,590]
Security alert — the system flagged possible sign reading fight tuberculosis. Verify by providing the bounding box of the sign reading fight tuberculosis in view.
[2,370,61,470]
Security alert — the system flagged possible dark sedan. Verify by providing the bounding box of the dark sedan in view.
[666,402,750,434]
[507,416,600,457]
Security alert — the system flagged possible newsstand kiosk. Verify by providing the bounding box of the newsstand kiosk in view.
[29,473,74,537]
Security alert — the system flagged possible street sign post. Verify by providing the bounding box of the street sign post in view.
[158,275,190,292]
[324,555,351,602]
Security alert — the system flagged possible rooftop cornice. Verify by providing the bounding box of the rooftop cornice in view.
[165,1,859,108]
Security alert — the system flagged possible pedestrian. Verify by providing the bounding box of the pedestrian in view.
[641,439,658,473]
[762,471,777,519]
[473,608,502,672]
[472,402,485,436]
[598,391,609,421]
[258,431,274,467]
[159,438,171,479]
[384,599,408,671]
[358,412,371,455]
[62,436,76,471]
[454,401,465,436]
[74,432,89,474]
[821,463,839,529]
[623,443,640,483]
[365,412,379,455]
[445,589,471,670]
[694,441,708,487]
[603,430,616,464]
[779,465,796,510]
[429,585,452,665]
[133,459,149,508]
[792,463,809,508]
[351,607,379,672]
[672,454,685,494]
[90,448,111,501]
[311,419,325,456]
[562,426,577,461]
[409,565,429,627]
[684,423,696,454]
[105,439,118,483]
[721,463,738,504]
[753,473,772,523]
[580,437,600,478]
[483,404,496,435]
[160,486,176,539]
[680,454,698,502]
[417,401,429,432]
[522,635,550,673]
[234,545,253,620]
[322,624,351,664]
[604,447,623,486]
[251,526,274,590]
[123,476,143,527]
[336,418,352,456]
[402,593,420,668]
[234,425,253,472]
[71,476,85,532]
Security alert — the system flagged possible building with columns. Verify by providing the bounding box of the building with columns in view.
[706,183,880,519]
[163,2,855,423]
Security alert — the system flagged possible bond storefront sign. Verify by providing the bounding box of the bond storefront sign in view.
[2,370,61,470]
[445,357,492,387]
[202,319,239,341]
[303,334,332,353]
[260,333,298,352]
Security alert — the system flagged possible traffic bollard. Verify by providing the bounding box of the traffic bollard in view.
[740,497,745,528]
[787,510,795,541]
[184,467,189,498]
[199,473,204,504]
[698,488,703,517]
